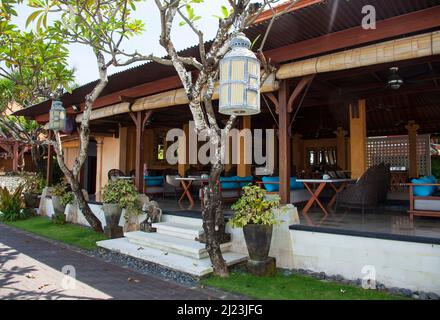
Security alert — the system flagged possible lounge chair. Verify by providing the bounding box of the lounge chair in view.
[335,164,388,214]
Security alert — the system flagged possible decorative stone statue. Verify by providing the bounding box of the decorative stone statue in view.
[139,200,162,232]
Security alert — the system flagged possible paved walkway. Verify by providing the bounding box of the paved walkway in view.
[0,224,237,300]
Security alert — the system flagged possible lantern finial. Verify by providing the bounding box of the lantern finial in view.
[230,32,251,50]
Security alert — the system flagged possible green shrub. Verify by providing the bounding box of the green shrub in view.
[51,180,74,206]
[61,192,74,206]
[0,185,30,221]
[229,185,281,228]
[52,213,66,224]
[52,181,67,197]
[21,173,46,194]
[432,157,440,179]
[102,179,139,212]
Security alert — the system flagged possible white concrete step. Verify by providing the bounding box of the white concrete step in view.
[124,231,231,259]
[97,238,247,277]
[161,214,203,227]
[152,222,204,240]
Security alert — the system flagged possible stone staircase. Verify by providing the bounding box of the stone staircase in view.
[97,215,247,277]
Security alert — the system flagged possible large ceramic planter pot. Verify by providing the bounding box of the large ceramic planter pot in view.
[51,195,65,215]
[102,203,123,238]
[103,203,122,227]
[24,192,40,209]
[243,224,273,261]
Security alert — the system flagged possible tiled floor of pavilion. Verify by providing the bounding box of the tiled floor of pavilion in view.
[154,191,440,240]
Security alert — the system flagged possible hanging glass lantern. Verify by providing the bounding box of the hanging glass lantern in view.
[49,100,67,131]
[219,33,260,116]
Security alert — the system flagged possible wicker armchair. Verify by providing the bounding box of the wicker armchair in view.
[335,165,381,214]
[376,163,391,203]
[108,169,125,180]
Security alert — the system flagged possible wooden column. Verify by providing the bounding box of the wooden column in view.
[335,126,348,170]
[12,141,19,172]
[118,126,128,174]
[278,80,291,204]
[178,122,190,177]
[292,133,303,174]
[237,116,252,177]
[130,110,153,193]
[46,131,54,186]
[406,120,420,179]
[95,137,104,201]
[349,100,367,179]
[265,75,314,204]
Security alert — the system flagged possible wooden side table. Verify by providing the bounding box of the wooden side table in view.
[390,171,408,192]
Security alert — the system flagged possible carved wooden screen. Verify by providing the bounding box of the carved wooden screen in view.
[366,135,431,175]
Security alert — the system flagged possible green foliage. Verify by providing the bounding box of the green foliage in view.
[27,0,145,51]
[212,4,233,20]
[61,191,74,206]
[0,0,18,20]
[51,180,73,206]
[432,157,440,179]
[0,77,15,112]
[0,115,41,147]
[102,179,139,212]
[0,19,75,105]
[52,181,68,197]
[0,184,31,221]
[229,185,280,228]
[21,172,46,194]
[52,212,66,224]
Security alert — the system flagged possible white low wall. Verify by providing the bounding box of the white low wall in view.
[38,195,147,231]
[290,229,440,294]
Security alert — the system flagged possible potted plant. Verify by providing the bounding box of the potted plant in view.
[21,173,45,209]
[51,181,72,224]
[102,179,139,238]
[230,185,280,267]
[51,181,67,215]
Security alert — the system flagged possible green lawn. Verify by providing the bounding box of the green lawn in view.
[2,216,108,250]
[202,271,407,300]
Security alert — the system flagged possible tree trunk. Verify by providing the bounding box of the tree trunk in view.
[201,162,229,277]
[69,175,103,232]
[31,145,40,173]
[52,136,103,232]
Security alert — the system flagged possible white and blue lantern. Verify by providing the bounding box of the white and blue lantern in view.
[219,33,261,115]
[49,100,67,132]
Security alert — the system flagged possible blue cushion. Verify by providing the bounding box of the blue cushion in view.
[236,176,253,187]
[144,176,164,187]
[262,176,279,192]
[426,175,437,183]
[290,177,304,190]
[220,176,239,190]
[412,176,435,197]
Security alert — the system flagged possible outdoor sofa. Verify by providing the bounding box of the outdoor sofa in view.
[407,175,440,220]
[256,176,311,204]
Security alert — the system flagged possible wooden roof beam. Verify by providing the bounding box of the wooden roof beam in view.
[265,6,440,64]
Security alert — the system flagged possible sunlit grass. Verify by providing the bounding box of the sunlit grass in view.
[2,216,107,250]
[202,270,408,300]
